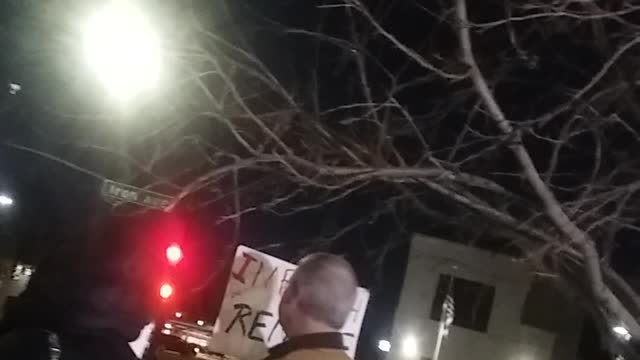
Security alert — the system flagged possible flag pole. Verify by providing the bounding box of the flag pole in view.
[432,317,446,360]
[433,278,455,360]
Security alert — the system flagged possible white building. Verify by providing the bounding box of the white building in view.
[389,234,583,360]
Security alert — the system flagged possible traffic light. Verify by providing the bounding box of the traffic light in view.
[165,243,183,265]
[159,244,182,301]
[159,281,174,300]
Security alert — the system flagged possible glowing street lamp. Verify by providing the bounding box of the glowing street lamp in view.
[81,1,162,102]
[0,194,13,207]
[613,325,631,341]
[378,339,391,353]
[402,335,418,358]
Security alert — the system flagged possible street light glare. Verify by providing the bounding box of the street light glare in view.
[82,1,162,102]
[613,326,630,336]
[402,335,418,358]
[613,325,631,341]
[0,194,14,207]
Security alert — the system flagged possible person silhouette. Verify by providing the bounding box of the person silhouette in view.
[265,253,357,360]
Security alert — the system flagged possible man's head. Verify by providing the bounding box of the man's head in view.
[279,253,358,336]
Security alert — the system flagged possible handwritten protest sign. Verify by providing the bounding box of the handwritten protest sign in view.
[209,246,369,360]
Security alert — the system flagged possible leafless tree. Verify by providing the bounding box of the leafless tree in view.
[170,0,640,352]
[7,0,640,354]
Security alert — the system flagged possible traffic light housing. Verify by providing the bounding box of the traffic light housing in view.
[159,244,182,301]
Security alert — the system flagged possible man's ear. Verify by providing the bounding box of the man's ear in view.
[281,287,294,305]
[283,279,298,301]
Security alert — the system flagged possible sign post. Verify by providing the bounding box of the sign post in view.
[209,246,370,360]
[101,180,173,210]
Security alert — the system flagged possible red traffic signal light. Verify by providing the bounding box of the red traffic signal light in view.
[166,244,183,265]
[160,282,174,299]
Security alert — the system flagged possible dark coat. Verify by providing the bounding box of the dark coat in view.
[0,215,158,360]
[0,284,143,360]
[264,332,352,360]
[0,327,139,360]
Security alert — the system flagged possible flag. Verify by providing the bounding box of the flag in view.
[442,294,455,336]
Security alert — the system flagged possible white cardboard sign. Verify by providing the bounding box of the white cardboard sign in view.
[209,246,369,360]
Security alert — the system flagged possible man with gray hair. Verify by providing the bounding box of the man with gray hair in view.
[265,253,358,360]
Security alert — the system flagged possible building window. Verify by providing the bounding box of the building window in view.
[430,275,495,332]
[521,276,568,333]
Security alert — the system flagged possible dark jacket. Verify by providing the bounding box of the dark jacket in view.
[0,327,139,360]
[0,220,152,360]
[0,292,140,360]
[264,332,352,360]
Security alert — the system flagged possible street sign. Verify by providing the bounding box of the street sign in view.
[101,180,173,210]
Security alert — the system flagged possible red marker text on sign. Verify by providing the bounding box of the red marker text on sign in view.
[232,252,258,284]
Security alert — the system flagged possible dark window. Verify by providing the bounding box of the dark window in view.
[521,276,569,333]
[430,275,494,332]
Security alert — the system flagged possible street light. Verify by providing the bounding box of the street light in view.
[613,325,631,341]
[81,1,162,102]
[402,335,418,358]
[613,326,629,336]
[378,339,391,353]
[0,194,14,207]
